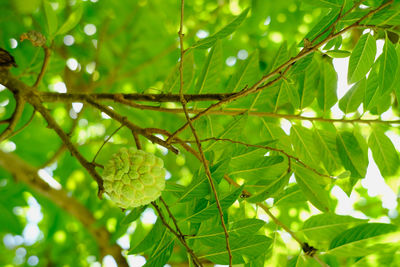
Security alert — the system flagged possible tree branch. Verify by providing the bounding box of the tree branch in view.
[39,92,234,103]
[151,201,203,267]
[84,95,179,154]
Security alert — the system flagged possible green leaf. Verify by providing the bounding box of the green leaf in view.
[270,41,289,71]
[348,34,376,84]
[247,172,290,203]
[144,233,174,267]
[336,131,368,178]
[56,4,83,36]
[274,184,307,207]
[182,185,243,223]
[191,8,249,49]
[364,70,380,111]
[199,235,272,264]
[43,1,58,37]
[294,164,331,212]
[0,203,22,234]
[379,37,398,93]
[368,126,400,177]
[204,114,247,153]
[163,51,195,93]
[290,53,314,74]
[326,50,351,58]
[226,51,260,92]
[301,214,366,243]
[328,223,400,257]
[303,9,340,44]
[194,41,223,93]
[317,58,338,113]
[189,219,265,246]
[273,79,300,111]
[120,206,146,225]
[302,0,343,8]
[366,7,400,25]
[290,125,321,168]
[229,156,284,180]
[177,159,230,203]
[394,45,400,110]
[339,78,366,113]
[129,219,165,254]
[297,58,319,109]
[313,128,342,174]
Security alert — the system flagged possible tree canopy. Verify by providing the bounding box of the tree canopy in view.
[1,0,400,266]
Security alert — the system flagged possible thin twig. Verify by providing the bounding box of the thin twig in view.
[33,45,51,89]
[145,128,201,160]
[313,254,330,267]
[84,96,179,154]
[40,144,67,168]
[151,201,203,267]
[177,0,232,264]
[159,197,185,239]
[92,125,124,163]
[181,137,334,179]
[133,131,142,150]
[0,93,26,142]
[5,110,36,140]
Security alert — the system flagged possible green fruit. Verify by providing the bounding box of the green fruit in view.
[103,148,166,209]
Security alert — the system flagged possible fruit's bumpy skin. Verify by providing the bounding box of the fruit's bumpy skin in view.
[102,148,166,209]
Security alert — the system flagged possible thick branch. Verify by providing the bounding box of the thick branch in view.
[39,92,234,103]
[0,151,128,267]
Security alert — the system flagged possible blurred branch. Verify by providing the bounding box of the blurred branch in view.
[4,110,36,140]
[0,150,128,267]
[92,125,124,164]
[0,92,26,142]
[0,74,104,196]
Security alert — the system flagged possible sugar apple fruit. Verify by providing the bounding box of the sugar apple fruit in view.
[102,147,166,209]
